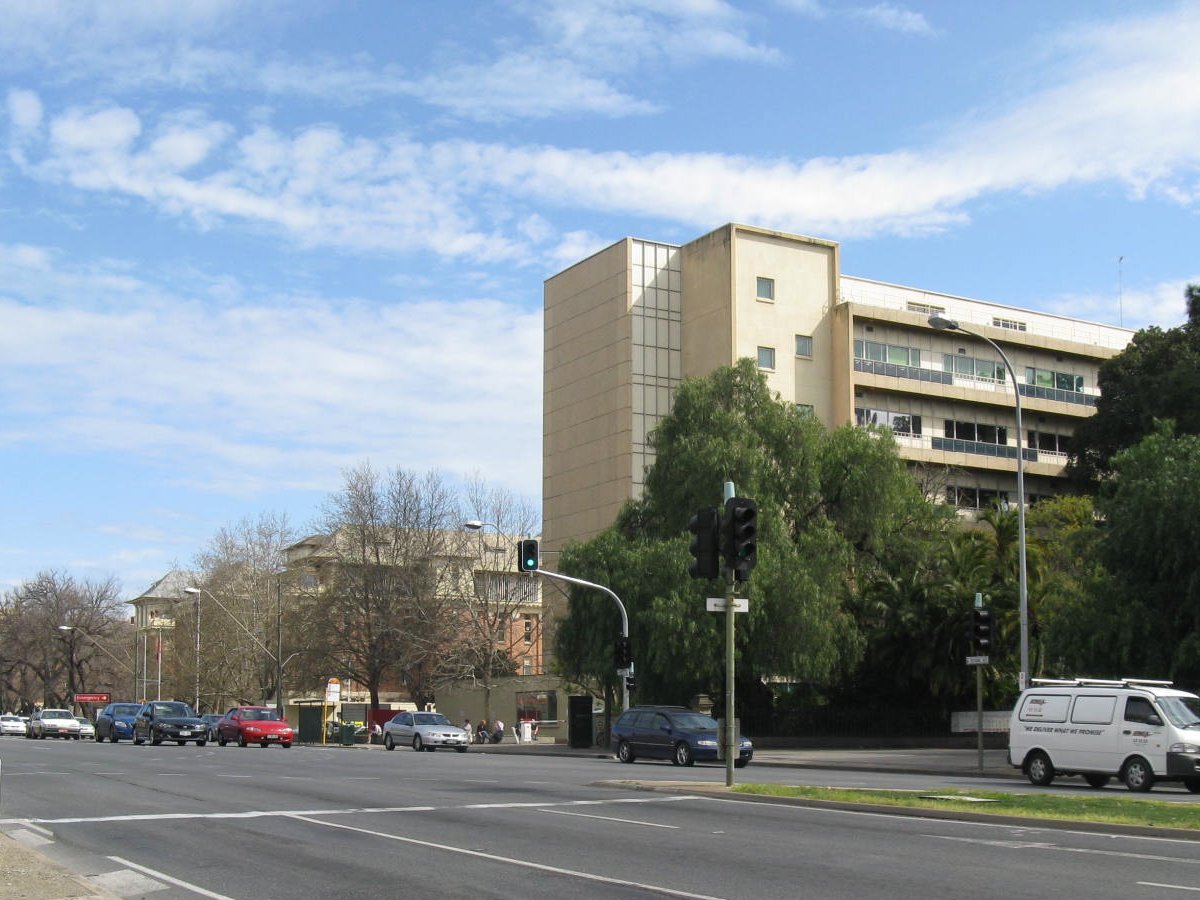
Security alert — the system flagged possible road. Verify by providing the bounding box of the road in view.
[1,739,1198,898]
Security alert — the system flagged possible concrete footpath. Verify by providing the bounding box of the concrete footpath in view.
[0,743,1011,899]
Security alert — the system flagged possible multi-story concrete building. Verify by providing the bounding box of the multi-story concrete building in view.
[543,223,1133,653]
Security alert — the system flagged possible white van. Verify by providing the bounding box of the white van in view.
[1009,678,1200,792]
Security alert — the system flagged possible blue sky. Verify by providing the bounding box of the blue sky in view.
[1,1,1197,600]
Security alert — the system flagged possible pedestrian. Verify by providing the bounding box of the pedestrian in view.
[477,719,488,744]
[462,716,472,737]
[491,718,505,743]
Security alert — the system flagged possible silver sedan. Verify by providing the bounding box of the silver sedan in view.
[382,711,470,752]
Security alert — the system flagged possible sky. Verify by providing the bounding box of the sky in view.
[1,0,1198,601]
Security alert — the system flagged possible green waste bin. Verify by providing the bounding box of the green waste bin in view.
[340,723,355,746]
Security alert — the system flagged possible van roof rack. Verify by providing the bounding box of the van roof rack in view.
[1031,677,1174,688]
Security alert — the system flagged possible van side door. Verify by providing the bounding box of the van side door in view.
[1120,695,1168,771]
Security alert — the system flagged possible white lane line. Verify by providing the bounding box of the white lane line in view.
[288,813,726,900]
[1139,883,1200,893]
[539,808,679,828]
[108,855,237,899]
[927,834,1200,865]
[215,774,254,778]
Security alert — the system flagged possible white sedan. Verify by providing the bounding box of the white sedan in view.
[0,715,26,736]
[75,717,96,739]
[382,711,470,752]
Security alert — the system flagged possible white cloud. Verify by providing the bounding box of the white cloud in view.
[850,4,936,36]
[0,244,544,499]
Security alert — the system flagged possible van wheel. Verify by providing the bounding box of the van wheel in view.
[1025,750,1055,786]
[383,734,395,751]
[1183,777,1200,794]
[1122,756,1154,792]
[617,740,636,764]
[1084,774,1110,789]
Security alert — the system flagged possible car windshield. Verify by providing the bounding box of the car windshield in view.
[152,702,193,717]
[415,713,451,726]
[670,712,719,730]
[241,709,280,721]
[111,705,141,716]
[75,717,90,724]
[42,709,73,719]
[1158,696,1200,728]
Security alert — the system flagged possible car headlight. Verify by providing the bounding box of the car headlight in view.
[246,726,262,733]
[1169,742,1200,754]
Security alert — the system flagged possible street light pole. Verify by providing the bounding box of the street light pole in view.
[930,315,1030,691]
[57,625,137,699]
[185,586,282,713]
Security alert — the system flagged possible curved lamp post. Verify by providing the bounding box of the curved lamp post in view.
[185,586,283,714]
[929,315,1029,691]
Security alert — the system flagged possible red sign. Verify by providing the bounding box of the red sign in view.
[73,692,111,704]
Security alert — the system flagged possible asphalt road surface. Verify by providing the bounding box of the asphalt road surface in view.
[2,739,1199,899]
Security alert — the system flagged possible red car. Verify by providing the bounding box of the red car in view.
[216,706,294,748]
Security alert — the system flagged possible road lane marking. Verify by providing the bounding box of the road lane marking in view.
[927,834,1200,865]
[288,813,725,899]
[1139,884,1200,892]
[108,855,236,899]
[539,808,679,828]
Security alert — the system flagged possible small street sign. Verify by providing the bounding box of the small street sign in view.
[706,597,749,613]
[965,655,990,666]
[73,692,110,704]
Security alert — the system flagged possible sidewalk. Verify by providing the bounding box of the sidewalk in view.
[0,830,122,899]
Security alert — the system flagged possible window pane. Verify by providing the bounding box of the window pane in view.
[1036,369,1054,388]
[795,334,813,357]
[955,356,974,375]
[757,346,776,369]
[887,345,910,365]
[867,341,885,362]
[756,277,774,301]
[854,339,863,358]
[1055,372,1075,391]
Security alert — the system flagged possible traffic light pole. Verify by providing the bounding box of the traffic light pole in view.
[724,567,736,788]
[533,569,631,712]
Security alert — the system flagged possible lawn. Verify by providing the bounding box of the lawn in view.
[733,784,1200,830]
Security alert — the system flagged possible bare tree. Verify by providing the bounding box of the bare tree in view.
[294,463,462,711]
[0,571,127,711]
[182,512,297,713]
[452,475,539,723]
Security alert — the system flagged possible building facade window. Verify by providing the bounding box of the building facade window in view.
[944,353,1005,382]
[906,301,946,317]
[1026,367,1085,393]
[757,346,776,370]
[946,485,1011,509]
[796,403,814,417]
[523,614,535,644]
[756,276,775,302]
[1028,430,1072,454]
[993,317,1027,332]
[795,334,813,357]
[856,407,922,436]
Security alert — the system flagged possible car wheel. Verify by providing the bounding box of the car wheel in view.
[734,758,750,769]
[94,732,102,742]
[1084,774,1109,789]
[1122,756,1155,792]
[384,734,395,751]
[282,742,291,749]
[218,736,228,746]
[1183,777,1200,794]
[1025,750,1055,786]
[110,735,119,744]
[673,742,694,767]
[617,740,636,764]
[238,734,248,748]
[456,746,467,753]
[413,735,424,752]
[134,735,144,745]
[196,740,206,747]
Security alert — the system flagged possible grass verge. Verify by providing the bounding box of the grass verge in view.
[732,784,1200,830]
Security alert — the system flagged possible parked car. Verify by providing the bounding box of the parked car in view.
[200,713,224,742]
[95,702,143,743]
[611,706,753,768]
[75,716,96,739]
[0,714,27,736]
[132,701,208,746]
[216,707,294,748]
[28,708,83,740]
[382,711,470,752]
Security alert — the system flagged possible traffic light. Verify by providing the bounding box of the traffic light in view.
[614,635,632,669]
[687,507,721,579]
[517,539,540,573]
[625,673,636,693]
[972,607,993,650]
[721,497,758,581]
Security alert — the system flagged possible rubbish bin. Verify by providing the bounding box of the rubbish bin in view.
[340,723,355,746]
[519,721,533,743]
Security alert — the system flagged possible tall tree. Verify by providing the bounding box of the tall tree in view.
[554,359,936,720]
[1070,283,1200,482]
[296,463,462,710]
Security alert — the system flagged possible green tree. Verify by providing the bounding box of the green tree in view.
[1094,424,1200,682]
[1070,284,1200,482]
[553,359,935,718]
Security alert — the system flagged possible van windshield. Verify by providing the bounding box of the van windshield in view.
[1158,696,1200,728]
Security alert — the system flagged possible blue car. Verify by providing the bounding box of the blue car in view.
[95,702,142,743]
[611,705,753,768]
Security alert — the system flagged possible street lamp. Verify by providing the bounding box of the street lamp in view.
[185,586,282,714]
[929,315,1030,691]
[57,625,136,699]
